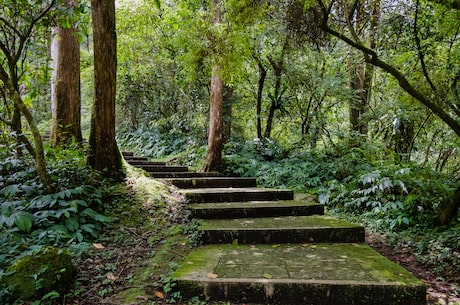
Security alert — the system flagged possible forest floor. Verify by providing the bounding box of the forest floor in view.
[366,232,460,305]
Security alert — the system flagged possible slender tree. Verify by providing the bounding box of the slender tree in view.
[202,0,224,172]
[347,0,380,139]
[50,0,82,145]
[0,0,56,193]
[88,0,123,178]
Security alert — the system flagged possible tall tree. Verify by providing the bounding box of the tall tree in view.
[50,0,82,145]
[202,0,224,172]
[0,0,56,193]
[254,55,267,139]
[347,0,380,139]
[265,36,289,139]
[88,0,123,178]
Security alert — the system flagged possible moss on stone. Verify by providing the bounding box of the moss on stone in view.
[0,247,73,300]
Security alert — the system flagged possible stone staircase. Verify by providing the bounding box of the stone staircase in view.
[123,152,426,305]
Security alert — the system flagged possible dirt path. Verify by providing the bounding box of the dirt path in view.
[367,232,460,305]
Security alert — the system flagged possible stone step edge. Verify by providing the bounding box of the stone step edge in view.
[190,201,324,218]
[181,187,294,203]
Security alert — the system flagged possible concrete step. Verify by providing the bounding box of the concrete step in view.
[126,160,166,166]
[140,165,189,172]
[180,187,294,203]
[152,172,223,179]
[165,177,257,189]
[190,200,324,219]
[121,151,134,157]
[123,156,149,161]
[198,215,365,244]
[173,243,426,305]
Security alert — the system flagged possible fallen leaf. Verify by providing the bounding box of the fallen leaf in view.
[272,244,281,248]
[207,273,218,279]
[263,273,273,279]
[106,272,116,281]
[154,290,164,299]
[93,243,105,249]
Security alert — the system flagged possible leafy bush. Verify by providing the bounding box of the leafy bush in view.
[117,122,205,160]
[0,147,116,275]
[320,164,456,230]
[222,138,457,231]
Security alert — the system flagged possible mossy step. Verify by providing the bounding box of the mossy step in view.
[126,160,166,166]
[152,172,223,179]
[190,200,324,219]
[123,156,149,161]
[140,165,189,172]
[174,243,426,305]
[198,215,365,244]
[165,177,257,189]
[180,187,294,203]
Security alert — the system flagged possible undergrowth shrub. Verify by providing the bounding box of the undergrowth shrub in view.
[0,145,117,275]
[320,165,456,230]
[222,138,457,232]
[117,122,205,160]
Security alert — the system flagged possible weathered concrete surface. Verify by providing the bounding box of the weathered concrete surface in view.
[180,187,294,203]
[190,200,324,219]
[139,165,189,172]
[174,244,426,305]
[199,215,365,244]
[125,160,166,166]
[165,177,257,189]
[151,172,223,178]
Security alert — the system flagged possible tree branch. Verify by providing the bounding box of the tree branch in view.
[316,0,460,137]
[13,0,56,65]
[414,0,437,92]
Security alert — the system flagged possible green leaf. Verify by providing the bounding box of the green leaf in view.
[65,217,79,232]
[82,208,112,223]
[1,184,21,198]
[76,232,84,243]
[41,291,60,300]
[14,212,34,233]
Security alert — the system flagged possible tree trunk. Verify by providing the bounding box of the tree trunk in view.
[50,17,82,145]
[265,38,288,139]
[88,0,123,179]
[435,185,460,225]
[5,79,54,193]
[264,101,277,139]
[264,59,282,139]
[222,85,233,144]
[201,0,224,172]
[347,0,379,141]
[255,57,266,139]
[202,65,224,172]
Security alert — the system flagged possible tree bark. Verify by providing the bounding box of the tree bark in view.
[202,65,224,172]
[255,57,266,139]
[347,0,379,139]
[222,85,233,144]
[50,11,82,145]
[265,38,288,139]
[88,0,123,179]
[201,0,224,172]
[4,78,54,193]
